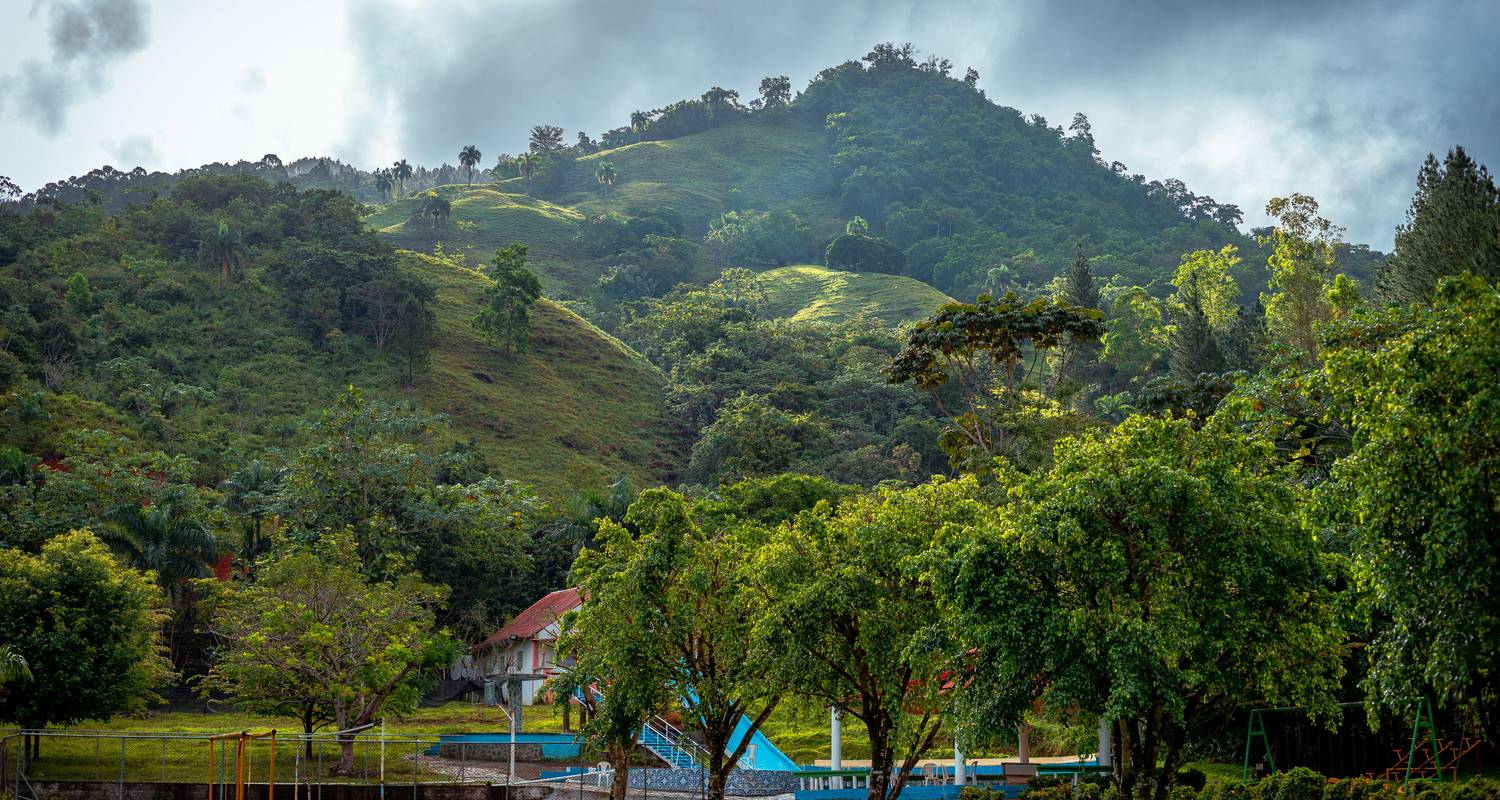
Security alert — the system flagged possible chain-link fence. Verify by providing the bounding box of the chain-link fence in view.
[0,729,561,794]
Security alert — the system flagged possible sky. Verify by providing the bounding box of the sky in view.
[2,0,1497,250]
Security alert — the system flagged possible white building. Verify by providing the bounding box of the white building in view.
[456,587,582,706]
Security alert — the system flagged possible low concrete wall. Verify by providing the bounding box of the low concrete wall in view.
[626,768,797,797]
[23,782,501,800]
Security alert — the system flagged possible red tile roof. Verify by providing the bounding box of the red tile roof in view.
[476,587,582,650]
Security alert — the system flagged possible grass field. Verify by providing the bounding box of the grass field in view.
[398,251,678,497]
[753,265,953,326]
[539,121,843,236]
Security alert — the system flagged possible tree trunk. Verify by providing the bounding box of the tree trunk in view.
[303,707,316,760]
[335,733,356,775]
[608,743,630,800]
[864,712,892,800]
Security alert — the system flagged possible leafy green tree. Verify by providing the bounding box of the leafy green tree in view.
[888,293,1103,470]
[103,503,217,594]
[757,75,791,110]
[202,528,455,771]
[936,416,1345,800]
[571,489,781,800]
[64,272,93,313]
[1260,194,1340,361]
[392,159,413,199]
[1168,276,1226,381]
[474,243,542,354]
[459,145,482,186]
[553,574,669,800]
[685,393,829,486]
[198,220,247,281]
[0,530,172,759]
[1378,146,1500,305]
[752,478,986,800]
[824,232,906,275]
[1100,287,1168,389]
[1316,274,1500,737]
[529,125,565,153]
[276,389,537,624]
[1171,245,1240,330]
[595,161,617,212]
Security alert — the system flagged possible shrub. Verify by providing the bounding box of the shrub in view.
[1202,778,1251,800]
[1027,787,1072,800]
[1453,779,1500,800]
[1171,785,1201,800]
[1178,769,1208,792]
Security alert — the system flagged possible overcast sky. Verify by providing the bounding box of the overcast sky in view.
[2,0,1497,249]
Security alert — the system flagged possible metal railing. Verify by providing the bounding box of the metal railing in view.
[1,728,558,800]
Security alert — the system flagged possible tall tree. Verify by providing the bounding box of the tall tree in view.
[1378,146,1500,305]
[1062,243,1100,310]
[937,416,1345,800]
[888,293,1104,471]
[752,478,983,800]
[392,159,413,199]
[1168,276,1226,381]
[0,530,172,760]
[1260,194,1340,362]
[757,75,791,110]
[374,169,394,201]
[474,243,543,354]
[529,125,565,153]
[219,460,286,564]
[198,221,247,281]
[595,161,616,213]
[202,528,454,772]
[1317,274,1500,737]
[1171,245,1240,330]
[458,145,482,186]
[571,489,781,800]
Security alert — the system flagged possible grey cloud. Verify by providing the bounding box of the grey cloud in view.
[104,133,157,168]
[3,0,150,135]
[345,0,1496,249]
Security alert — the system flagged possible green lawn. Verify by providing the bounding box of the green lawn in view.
[753,265,953,327]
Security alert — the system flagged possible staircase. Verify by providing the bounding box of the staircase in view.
[579,687,706,770]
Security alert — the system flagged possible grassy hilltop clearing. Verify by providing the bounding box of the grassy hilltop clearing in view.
[753,264,954,325]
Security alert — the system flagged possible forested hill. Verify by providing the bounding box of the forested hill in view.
[10,43,1383,304]
[0,175,677,499]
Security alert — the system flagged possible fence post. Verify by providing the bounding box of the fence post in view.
[163,735,168,782]
[119,735,126,800]
[412,738,418,799]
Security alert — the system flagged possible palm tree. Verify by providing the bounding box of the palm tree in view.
[198,221,247,281]
[392,159,413,199]
[518,153,536,187]
[219,460,285,563]
[630,110,649,132]
[595,161,616,213]
[459,145,482,186]
[0,645,32,685]
[418,192,452,239]
[103,503,218,595]
[374,169,394,201]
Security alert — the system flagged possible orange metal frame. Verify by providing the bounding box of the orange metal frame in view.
[208,731,276,800]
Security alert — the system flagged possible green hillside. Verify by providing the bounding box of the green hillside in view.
[504,123,842,238]
[400,251,676,495]
[364,186,589,293]
[754,265,953,325]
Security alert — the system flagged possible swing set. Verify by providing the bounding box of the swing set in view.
[1242,700,1483,786]
[208,730,277,800]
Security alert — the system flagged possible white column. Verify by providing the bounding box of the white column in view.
[953,742,965,786]
[1097,720,1113,767]
[831,707,843,789]
[1018,723,1031,764]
